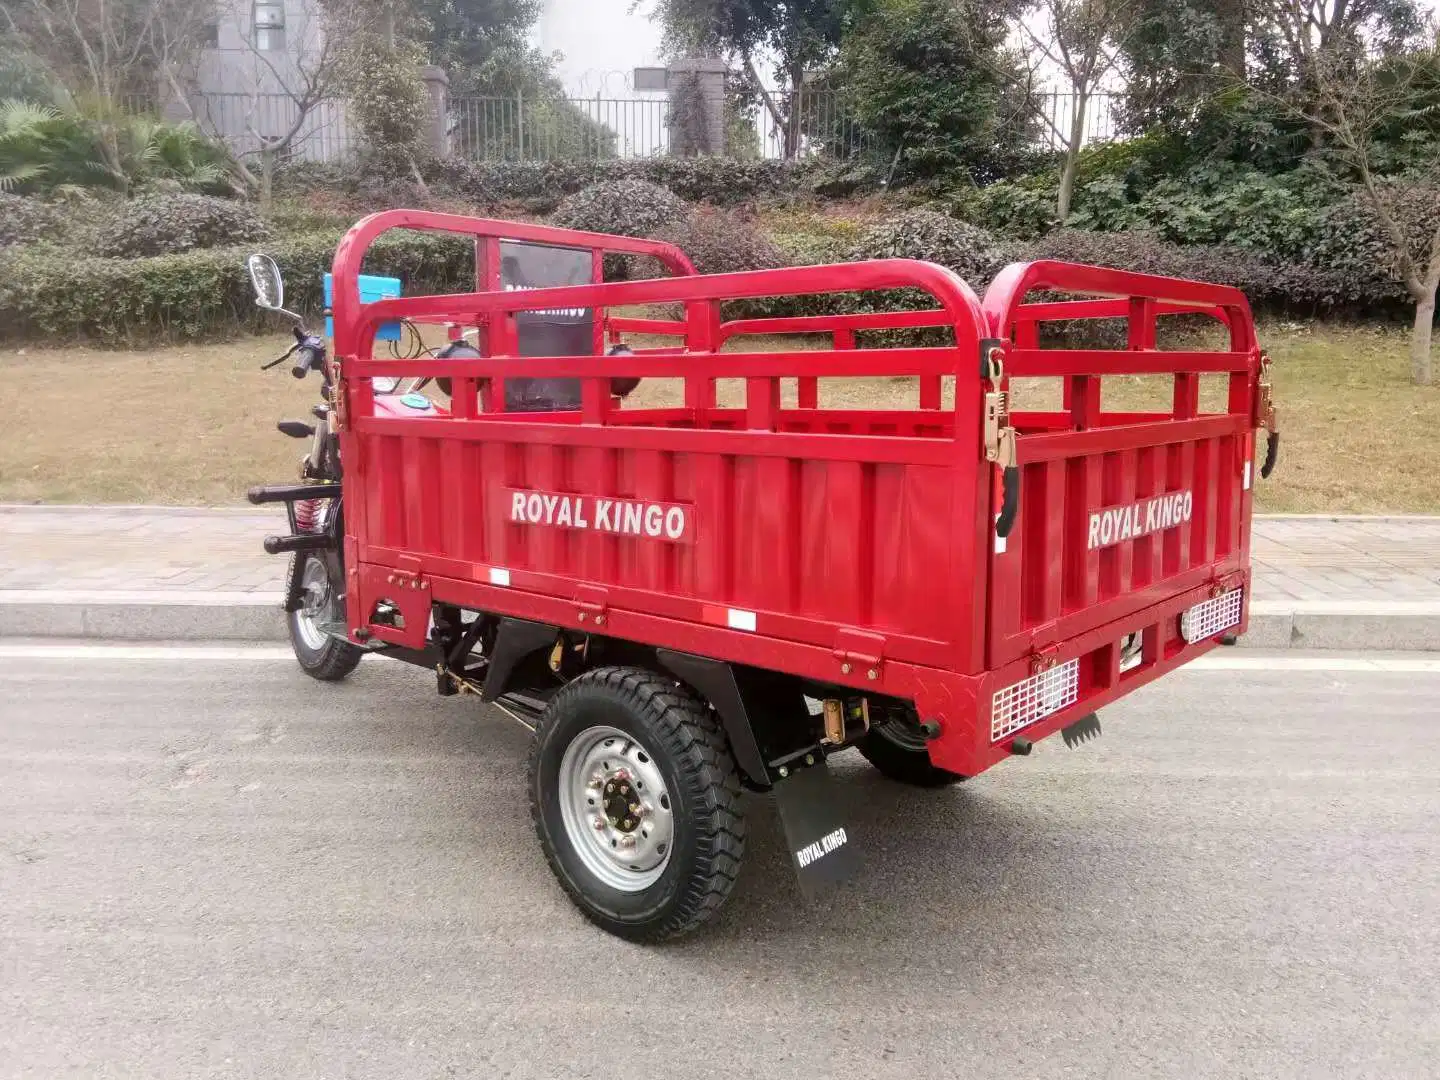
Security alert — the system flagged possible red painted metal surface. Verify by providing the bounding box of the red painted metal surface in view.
[329,213,1262,777]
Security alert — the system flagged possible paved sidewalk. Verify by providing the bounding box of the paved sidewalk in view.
[2,505,1438,646]
[4,505,1439,601]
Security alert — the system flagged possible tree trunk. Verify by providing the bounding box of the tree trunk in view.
[1216,0,1247,78]
[1056,91,1089,222]
[259,147,276,215]
[1413,293,1435,386]
[744,53,787,133]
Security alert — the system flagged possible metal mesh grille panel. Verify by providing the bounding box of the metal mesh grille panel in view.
[991,659,1080,742]
[1180,589,1243,644]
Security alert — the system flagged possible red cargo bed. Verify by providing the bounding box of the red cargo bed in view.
[328,211,1266,777]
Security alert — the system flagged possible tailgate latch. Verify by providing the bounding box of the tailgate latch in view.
[1256,351,1280,479]
[981,344,1017,469]
[982,343,1021,538]
[1029,643,1061,675]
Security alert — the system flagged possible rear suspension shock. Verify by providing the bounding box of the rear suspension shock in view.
[294,498,321,533]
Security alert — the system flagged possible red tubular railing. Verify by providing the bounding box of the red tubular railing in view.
[718,309,956,409]
[331,213,987,429]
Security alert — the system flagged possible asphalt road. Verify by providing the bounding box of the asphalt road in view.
[2,647,1438,1080]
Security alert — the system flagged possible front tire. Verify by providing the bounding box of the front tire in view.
[528,667,746,942]
[856,712,967,788]
[287,552,363,682]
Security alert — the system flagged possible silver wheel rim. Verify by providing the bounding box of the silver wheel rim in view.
[877,715,930,753]
[294,557,335,651]
[557,725,674,892]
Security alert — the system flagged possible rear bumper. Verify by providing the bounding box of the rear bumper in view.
[912,572,1250,777]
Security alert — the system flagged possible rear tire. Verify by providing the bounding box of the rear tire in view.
[857,713,966,788]
[287,552,363,682]
[528,667,746,942]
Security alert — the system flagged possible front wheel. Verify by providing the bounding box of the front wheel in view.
[287,552,363,682]
[528,668,746,942]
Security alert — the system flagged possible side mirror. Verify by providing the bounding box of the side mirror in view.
[247,253,285,311]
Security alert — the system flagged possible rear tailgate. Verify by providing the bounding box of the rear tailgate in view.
[981,261,1266,672]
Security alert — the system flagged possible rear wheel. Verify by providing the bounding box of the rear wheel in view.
[856,711,966,788]
[528,667,746,942]
[287,552,363,682]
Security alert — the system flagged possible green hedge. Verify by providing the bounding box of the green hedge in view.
[275,156,867,213]
[0,229,474,344]
[1028,228,1407,318]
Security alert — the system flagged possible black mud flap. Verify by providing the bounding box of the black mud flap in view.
[772,759,862,898]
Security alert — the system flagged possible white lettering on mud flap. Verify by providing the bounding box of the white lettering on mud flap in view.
[1087,490,1194,551]
[794,827,849,869]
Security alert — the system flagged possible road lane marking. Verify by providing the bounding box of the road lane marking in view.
[1190,654,1440,673]
[0,644,1438,673]
[0,644,294,661]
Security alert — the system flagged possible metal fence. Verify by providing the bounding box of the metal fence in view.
[450,95,669,160]
[154,86,1122,165]
[750,89,874,160]
[445,88,1121,162]
[1030,90,1122,151]
[186,93,353,163]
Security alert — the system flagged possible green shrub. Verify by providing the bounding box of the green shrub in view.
[549,178,691,239]
[832,0,1032,187]
[0,192,68,247]
[91,194,271,257]
[0,228,475,344]
[1304,184,1437,307]
[952,178,1058,240]
[0,101,232,196]
[964,161,1347,258]
[661,207,784,276]
[282,157,808,213]
[730,210,1017,332]
[850,208,1017,285]
[1028,229,1396,316]
[772,229,852,268]
[1066,162,1346,258]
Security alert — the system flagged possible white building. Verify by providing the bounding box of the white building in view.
[178,0,351,162]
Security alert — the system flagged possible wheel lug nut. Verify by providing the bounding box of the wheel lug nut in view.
[613,768,630,782]
[619,835,637,849]
[592,817,606,831]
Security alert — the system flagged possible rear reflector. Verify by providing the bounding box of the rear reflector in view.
[991,659,1080,742]
[1180,589,1243,644]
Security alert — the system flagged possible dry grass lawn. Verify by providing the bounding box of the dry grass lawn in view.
[1,322,1435,512]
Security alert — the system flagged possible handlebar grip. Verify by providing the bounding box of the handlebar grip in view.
[291,346,319,380]
[1260,431,1280,480]
[995,465,1021,539]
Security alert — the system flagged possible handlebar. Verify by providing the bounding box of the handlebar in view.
[292,343,322,380]
[261,325,326,379]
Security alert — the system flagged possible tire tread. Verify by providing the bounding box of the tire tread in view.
[529,666,746,941]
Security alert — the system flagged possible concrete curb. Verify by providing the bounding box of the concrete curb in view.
[0,504,277,517]
[2,592,1438,651]
[0,591,287,643]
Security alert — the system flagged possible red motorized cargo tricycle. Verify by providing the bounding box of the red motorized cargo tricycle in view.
[243,211,1280,941]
